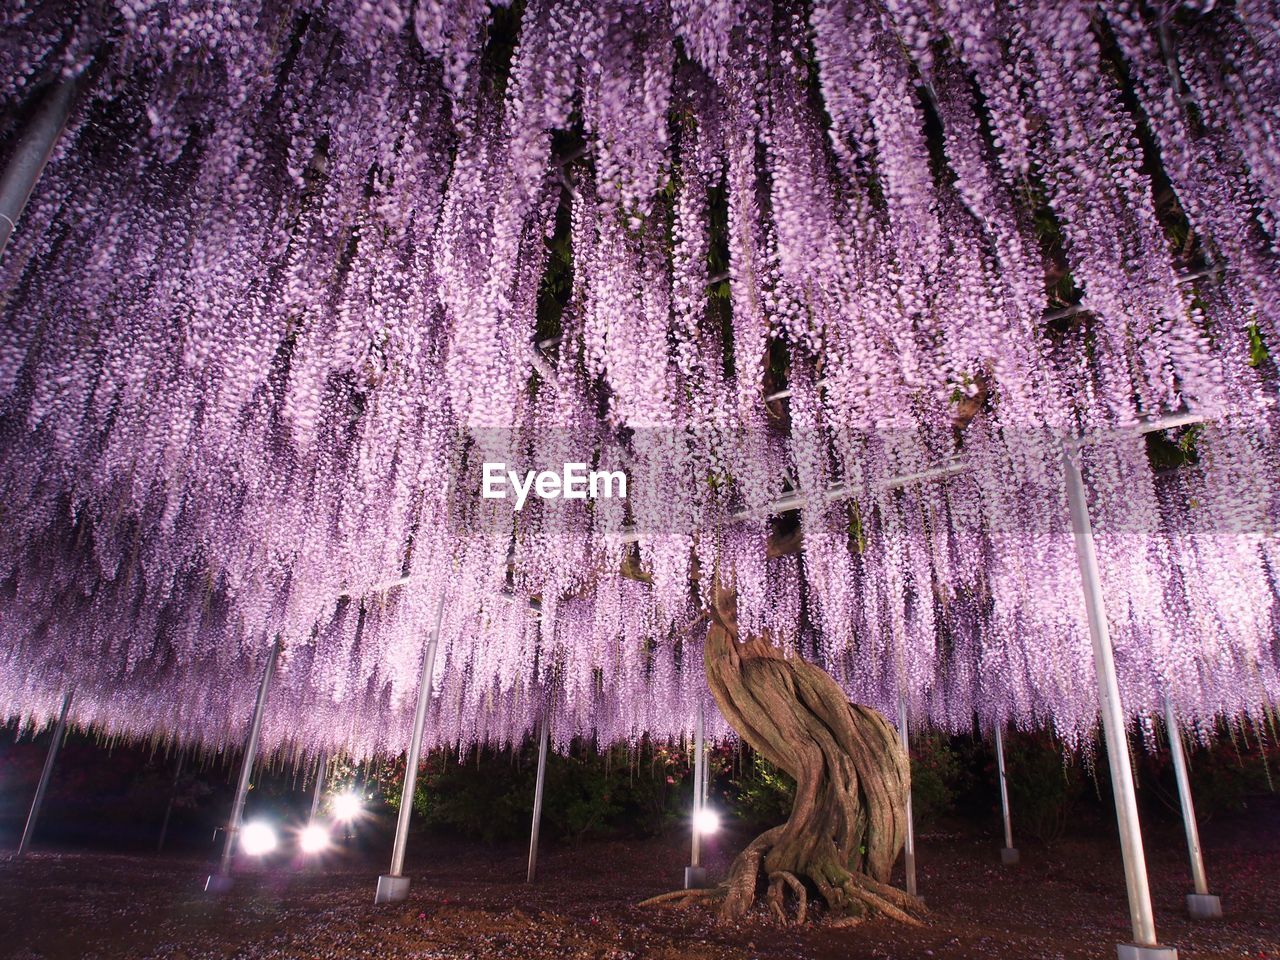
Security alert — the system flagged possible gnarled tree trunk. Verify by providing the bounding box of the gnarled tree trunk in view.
[704,583,921,924]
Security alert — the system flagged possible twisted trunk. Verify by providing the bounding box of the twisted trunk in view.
[705,584,919,923]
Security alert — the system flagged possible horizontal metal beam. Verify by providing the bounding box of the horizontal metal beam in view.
[357,574,544,619]
[355,408,1209,597]
[1044,266,1221,324]
[1,77,81,257]
[732,409,1206,528]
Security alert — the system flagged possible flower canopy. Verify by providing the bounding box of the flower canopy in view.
[1,0,1278,757]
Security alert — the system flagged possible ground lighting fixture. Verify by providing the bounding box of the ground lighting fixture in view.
[331,791,363,822]
[240,820,278,856]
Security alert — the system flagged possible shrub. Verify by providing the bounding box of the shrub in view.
[1134,719,1279,823]
[731,752,795,828]
[377,739,703,844]
[910,732,965,828]
[1002,729,1086,846]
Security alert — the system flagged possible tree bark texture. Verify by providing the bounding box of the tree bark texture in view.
[704,583,919,923]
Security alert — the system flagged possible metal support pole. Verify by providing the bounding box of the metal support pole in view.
[526,711,550,883]
[1164,700,1221,919]
[156,751,185,853]
[0,77,79,257]
[206,639,278,892]
[1065,448,1176,960]
[17,690,73,855]
[700,721,711,810]
[693,704,705,866]
[308,752,327,824]
[994,725,1019,864]
[684,703,708,889]
[898,694,918,897]
[375,594,445,904]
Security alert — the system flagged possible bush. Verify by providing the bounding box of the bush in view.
[910,732,966,828]
[731,752,795,828]
[1135,720,1279,823]
[412,752,533,843]
[379,739,702,844]
[1182,734,1277,820]
[364,720,1280,851]
[1002,729,1086,846]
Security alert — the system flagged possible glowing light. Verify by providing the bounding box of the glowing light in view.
[240,821,278,856]
[299,823,330,854]
[332,792,363,822]
[693,809,720,835]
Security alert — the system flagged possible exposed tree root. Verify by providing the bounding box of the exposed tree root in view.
[767,871,807,925]
[637,869,925,926]
[838,875,925,926]
[638,888,725,908]
[721,824,784,918]
[827,916,865,929]
[845,870,925,913]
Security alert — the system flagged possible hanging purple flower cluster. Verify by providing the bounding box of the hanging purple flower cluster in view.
[1,0,1278,760]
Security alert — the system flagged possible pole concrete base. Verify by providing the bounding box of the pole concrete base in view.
[1000,847,1020,865]
[375,874,411,903]
[1185,893,1222,919]
[204,874,234,893]
[1116,944,1178,960]
[683,866,707,890]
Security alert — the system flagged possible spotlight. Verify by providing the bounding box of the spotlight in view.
[693,808,721,835]
[299,823,331,854]
[332,791,363,822]
[240,821,278,856]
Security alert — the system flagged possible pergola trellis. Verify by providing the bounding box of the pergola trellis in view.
[302,406,1221,939]
[4,4,1275,957]
[3,71,1230,941]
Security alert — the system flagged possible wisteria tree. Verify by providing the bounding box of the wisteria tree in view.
[703,574,917,922]
[2,0,1279,925]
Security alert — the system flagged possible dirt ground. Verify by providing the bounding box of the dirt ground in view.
[1,806,1277,960]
